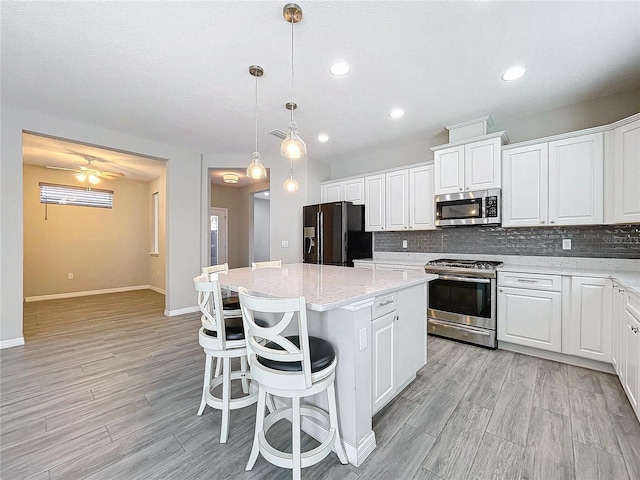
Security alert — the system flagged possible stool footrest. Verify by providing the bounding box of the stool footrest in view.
[205,373,258,410]
[258,405,337,470]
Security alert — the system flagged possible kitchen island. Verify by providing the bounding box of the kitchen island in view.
[218,263,435,466]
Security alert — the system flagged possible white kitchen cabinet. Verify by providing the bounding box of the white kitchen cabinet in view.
[502,143,549,227]
[364,174,386,231]
[548,133,604,225]
[612,282,625,377]
[409,165,435,230]
[321,178,365,205]
[568,277,612,362]
[614,119,640,223]
[386,169,410,230]
[623,303,639,417]
[433,135,502,194]
[497,272,562,352]
[502,132,604,227]
[372,311,395,413]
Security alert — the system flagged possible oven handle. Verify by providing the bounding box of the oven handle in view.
[428,319,492,336]
[437,275,491,284]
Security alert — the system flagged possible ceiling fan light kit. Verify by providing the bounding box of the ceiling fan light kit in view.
[46,155,124,189]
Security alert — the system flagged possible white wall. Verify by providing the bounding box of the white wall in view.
[0,105,202,345]
[253,198,270,262]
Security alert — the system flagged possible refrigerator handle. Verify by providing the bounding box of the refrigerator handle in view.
[318,211,323,263]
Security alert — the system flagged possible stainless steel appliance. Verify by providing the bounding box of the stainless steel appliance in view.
[303,201,372,267]
[425,259,503,348]
[434,188,501,227]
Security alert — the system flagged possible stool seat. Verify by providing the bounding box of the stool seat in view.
[204,317,267,342]
[222,296,241,310]
[259,336,335,373]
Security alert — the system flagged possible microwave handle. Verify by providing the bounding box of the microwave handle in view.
[437,275,491,284]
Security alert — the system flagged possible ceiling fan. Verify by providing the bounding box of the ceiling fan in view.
[46,155,125,186]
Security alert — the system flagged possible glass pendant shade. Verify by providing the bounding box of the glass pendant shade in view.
[246,152,267,179]
[280,122,307,159]
[282,170,299,192]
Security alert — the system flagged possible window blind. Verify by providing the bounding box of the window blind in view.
[39,183,113,209]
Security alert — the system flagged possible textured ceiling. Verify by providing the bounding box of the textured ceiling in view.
[4,1,640,175]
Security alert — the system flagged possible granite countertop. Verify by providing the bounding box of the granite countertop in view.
[355,254,640,296]
[218,263,436,312]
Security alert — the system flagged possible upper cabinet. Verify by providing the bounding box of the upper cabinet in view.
[502,132,604,227]
[320,177,365,205]
[614,119,640,223]
[433,133,505,194]
[365,165,435,232]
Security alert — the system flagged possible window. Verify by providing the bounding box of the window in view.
[151,191,159,255]
[39,183,113,208]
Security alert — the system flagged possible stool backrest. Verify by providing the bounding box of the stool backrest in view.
[202,263,230,276]
[238,286,312,389]
[251,260,282,270]
[194,273,229,350]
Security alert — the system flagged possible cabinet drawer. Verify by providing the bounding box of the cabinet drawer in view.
[373,293,396,319]
[626,290,640,321]
[498,271,561,291]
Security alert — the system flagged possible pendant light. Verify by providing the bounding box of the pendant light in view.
[282,161,299,192]
[246,65,267,179]
[280,3,307,160]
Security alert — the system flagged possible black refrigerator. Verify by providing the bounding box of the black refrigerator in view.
[303,201,372,267]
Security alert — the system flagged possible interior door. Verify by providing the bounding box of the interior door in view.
[209,207,228,266]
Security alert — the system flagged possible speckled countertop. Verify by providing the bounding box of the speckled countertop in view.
[354,253,640,296]
[218,263,435,312]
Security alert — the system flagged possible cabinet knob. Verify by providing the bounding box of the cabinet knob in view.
[499,289,504,293]
[459,188,463,191]
[550,220,555,224]
[540,221,545,224]
[631,326,639,335]
[621,289,625,294]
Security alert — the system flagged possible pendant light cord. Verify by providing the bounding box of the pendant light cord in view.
[254,70,259,153]
[290,15,294,124]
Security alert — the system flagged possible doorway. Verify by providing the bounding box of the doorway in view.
[209,207,228,266]
[252,190,270,263]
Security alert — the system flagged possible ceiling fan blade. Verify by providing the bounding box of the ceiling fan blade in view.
[98,171,125,179]
[46,166,81,173]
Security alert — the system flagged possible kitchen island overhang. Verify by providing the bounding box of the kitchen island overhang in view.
[217,263,436,466]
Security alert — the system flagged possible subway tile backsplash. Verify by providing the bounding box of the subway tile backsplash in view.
[374,224,640,259]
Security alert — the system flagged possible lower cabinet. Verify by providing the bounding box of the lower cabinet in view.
[612,283,624,376]
[623,308,639,416]
[568,277,612,362]
[372,311,396,413]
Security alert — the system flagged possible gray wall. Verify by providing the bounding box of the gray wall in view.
[375,224,640,259]
[253,198,270,262]
[325,88,640,179]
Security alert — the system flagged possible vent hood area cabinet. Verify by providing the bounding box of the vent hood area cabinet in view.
[502,132,604,227]
[431,132,506,195]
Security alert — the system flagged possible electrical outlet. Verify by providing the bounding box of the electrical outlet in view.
[68,273,74,280]
[359,328,368,351]
[281,240,289,248]
[402,240,408,249]
[562,238,572,250]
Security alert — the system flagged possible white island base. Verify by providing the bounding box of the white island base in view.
[218,264,432,466]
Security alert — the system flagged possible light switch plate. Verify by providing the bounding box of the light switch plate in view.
[562,238,571,250]
[281,240,289,248]
[402,240,408,249]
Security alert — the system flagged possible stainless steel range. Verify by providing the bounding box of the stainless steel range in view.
[424,259,503,348]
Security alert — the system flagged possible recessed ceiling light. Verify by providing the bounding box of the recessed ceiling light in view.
[389,108,405,119]
[222,173,239,184]
[264,192,269,196]
[330,61,350,76]
[502,65,527,81]
[317,133,330,143]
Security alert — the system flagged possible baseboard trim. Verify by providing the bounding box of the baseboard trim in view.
[148,285,166,295]
[499,341,615,374]
[165,306,199,316]
[0,337,25,349]
[25,285,156,302]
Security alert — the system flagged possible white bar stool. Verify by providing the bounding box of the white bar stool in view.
[238,286,347,480]
[194,274,257,443]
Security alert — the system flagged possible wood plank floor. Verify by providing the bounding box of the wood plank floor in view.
[2,290,639,479]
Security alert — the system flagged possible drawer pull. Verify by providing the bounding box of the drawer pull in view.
[377,299,394,308]
[517,279,538,283]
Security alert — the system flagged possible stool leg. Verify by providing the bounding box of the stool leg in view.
[220,357,231,443]
[246,387,266,471]
[214,357,222,378]
[240,355,249,394]
[328,382,348,464]
[197,352,213,416]
[266,393,276,413]
[292,397,301,480]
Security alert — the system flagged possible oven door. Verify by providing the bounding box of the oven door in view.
[428,275,495,329]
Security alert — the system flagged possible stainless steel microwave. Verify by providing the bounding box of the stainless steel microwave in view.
[434,189,501,226]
